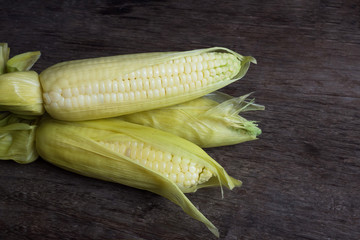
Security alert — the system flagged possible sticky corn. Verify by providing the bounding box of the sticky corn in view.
[36,117,242,236]
[119,92,264,148]
[40,47,256,121]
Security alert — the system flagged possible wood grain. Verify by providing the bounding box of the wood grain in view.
[1,0,359,239]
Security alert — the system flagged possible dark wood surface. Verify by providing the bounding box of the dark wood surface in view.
[1,1,359,239]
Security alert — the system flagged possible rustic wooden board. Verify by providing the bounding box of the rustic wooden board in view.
[1,0,359,239]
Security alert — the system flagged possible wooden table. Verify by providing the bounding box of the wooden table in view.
[1,1,359,239]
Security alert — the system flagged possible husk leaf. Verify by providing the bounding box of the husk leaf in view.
[0,71,44,115]
[0,43,10,74]
[0,112,38,163]
[119,92,264,147]
[6,51,41,72]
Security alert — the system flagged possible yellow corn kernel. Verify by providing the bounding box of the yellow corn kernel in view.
[0,71,44,115]
[40,47,256,121]
[0,112,38,163]
[36,117,242,237]
[97,139,213,190]
[119,92,264,148]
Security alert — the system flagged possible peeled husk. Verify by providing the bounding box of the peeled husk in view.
[36,117,242,237]
[0,43,10,74]
[0,112,38,163]
[6,51,41,72]
[0,71,44,115]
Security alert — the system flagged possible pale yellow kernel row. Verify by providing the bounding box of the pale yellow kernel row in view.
[43,78,214,109]
[98,140,213,188]
[43,52,240,111]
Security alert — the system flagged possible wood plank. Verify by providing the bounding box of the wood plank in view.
[0,0,359,239]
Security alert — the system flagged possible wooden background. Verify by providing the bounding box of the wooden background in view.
[1,0,359,239]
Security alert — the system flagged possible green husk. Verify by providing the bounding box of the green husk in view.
[0,71,44,115]
[0,43,41,163]
[0,43,43,115]
[0,43,41,74]
[36,117,242,237]
[119,92,264,148]
[0,43,10,74]
[6,51,41,72]
[0,112,38,163]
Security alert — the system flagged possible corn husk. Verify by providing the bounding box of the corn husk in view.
[0,43,10,74]
[0,43,41,74]
[36,117,242,237]
[119,92,264,148]
[0,43,43,116]
[6,51,41,72]
[0,71,44,115]
[0,43,41,163]
[0,112,38,163]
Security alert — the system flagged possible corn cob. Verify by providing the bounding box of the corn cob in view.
[40,47,256,121]
[36,117,242,237]
[119,92,264,148]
